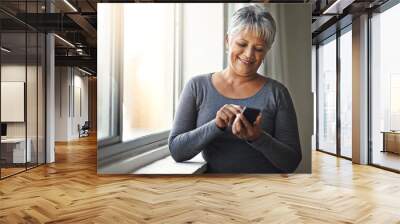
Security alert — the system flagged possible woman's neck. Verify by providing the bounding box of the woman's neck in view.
[221,68,259,86]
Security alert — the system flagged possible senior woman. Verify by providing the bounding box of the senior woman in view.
[168,5,302,173]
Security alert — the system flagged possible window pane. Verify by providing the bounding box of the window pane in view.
[371,3,400,171]
[97,4,122,141]
[318,37,337,154]
[340,29,352,158]
[122,4,174,142]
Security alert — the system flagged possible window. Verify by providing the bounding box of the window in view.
[316,25,353,159]
[97,4,123,143]
[339,28,352,158]
[370,2,400,171]
[122,4,175,142]
[98,3,224,152]
[317,36,337,154]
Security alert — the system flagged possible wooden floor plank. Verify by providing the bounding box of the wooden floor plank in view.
[0,134,400,223]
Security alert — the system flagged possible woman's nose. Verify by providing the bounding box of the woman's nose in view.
[243,47,254,59]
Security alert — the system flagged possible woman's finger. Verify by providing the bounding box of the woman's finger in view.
[216,110,229,128]
[226,104,243,115]
[254,114,262,126]
[222,107,237,125]
[232,119,238,135]
[236,115,245,134]
[225,105,241,125]
[233,114,241,133]
[219,110,231,124]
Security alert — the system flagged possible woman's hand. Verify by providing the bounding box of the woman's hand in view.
[232,113,262,141]
[215,104,243,129]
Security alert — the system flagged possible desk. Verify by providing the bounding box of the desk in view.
[382,131,400,154]
[133,154,207,174]
[1,138,31,163]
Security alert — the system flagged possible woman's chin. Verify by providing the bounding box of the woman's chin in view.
[228,64,258,77]
[235,68,257,77]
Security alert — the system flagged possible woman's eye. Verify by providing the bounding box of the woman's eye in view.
[237,43,246,47]
[255,48,264,52]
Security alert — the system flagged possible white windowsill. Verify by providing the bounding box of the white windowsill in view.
[133,153,207,174]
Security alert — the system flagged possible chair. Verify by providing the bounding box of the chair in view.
[78,121,90,138]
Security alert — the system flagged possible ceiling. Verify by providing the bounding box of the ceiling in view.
[0,0,98,74]
[0,0,395,74]
[311,0,390,43]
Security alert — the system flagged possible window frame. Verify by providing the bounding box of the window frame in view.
[97,3,123,146]
[368,0,400,173]
[338,24,353,159]
[315,21,353,161]
[97,3,183,165]
[316,33,338,157]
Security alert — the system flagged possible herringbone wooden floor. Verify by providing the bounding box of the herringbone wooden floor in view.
[1,134,400,224]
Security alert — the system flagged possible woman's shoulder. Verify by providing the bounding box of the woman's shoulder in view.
[184,73,213,91]
[262,76,289,94]
[263,76,294,106]
[187,73,211,85]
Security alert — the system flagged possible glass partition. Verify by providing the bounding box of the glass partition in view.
[1,31,28,177]
[339,28,352,158]
[317,36,337,155]
[0,1,46,179]
[371,3,400,171]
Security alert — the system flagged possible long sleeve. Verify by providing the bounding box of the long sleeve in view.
[168,79,224,162]
[247,86,302,173]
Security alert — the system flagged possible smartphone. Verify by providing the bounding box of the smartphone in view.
[241,107,260,124]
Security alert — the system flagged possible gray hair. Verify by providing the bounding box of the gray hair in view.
[227,5,276,50]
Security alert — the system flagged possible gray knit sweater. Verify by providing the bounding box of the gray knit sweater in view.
[168,73,302,173]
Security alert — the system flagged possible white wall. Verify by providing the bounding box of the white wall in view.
[182,4,224,84]
[1,65,35,138]
[55,66,69,141]
[55,67,89,141]
[1,66,26,134]
[1,63,46,163]
[1,82,25,122]
[46,32,55,163]
[312,45,317,151]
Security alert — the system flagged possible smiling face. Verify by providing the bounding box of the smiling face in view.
[226,29,267,77]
